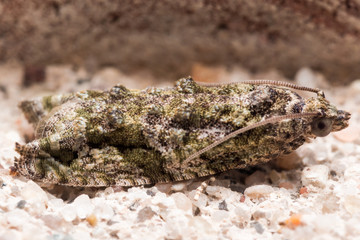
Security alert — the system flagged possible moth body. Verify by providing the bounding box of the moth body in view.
[14,77,350,186]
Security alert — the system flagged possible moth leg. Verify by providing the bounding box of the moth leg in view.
[194,177,215,201]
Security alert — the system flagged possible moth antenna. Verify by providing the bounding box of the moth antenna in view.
[196,80,324,97]
[184,112,319,163]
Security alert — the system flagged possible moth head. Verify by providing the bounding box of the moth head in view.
[306,96,351,137]
[328,109,351,132]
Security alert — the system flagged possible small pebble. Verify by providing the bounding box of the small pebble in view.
[137,207,156,223]
[206,186,233,199]
[40,214,63,230]
[71,229,92,240]
[188,216,216,236]
[0,230,22,240]
[6,209,29,227]
[313,144,329,162]
[234,206,251,223]
[245,171,266,186]
[284,214,302,229]
[48,198,65,210]
[344,164,360,181]
[60,204,77,222]
[251,221,264,234]
[155,183,172,194]
[302,165,329,188]
[269,170,282,184]
[330,170,337,177]
[94,204,114,220]
[279,181,294,190]
[91,227,107,239]
[343,195,360,214]
[128,201,140,211]
[48,234,74,240]
[211,210,229,222]
[16,200,26,209]
[172,192,192,211]
[218,200,228,211]
[73,194,94,219]
[212,179,231,188]
[86,214,98,227]
[171,182,187,192]
[299,187,308,195]
[146,189,156,196]
[244,185,274,200]
[21,181,48,204]
[322,194,340,213]
[111,186,124,193]
[252,210,266,220]
[151,192,172,207]
[126,187,149,200]
[274,152,302,170]
[193,207,201,216]
[226,226,252,239]
[104,187,115,195]
[30,201,46,215]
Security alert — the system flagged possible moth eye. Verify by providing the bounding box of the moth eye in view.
[311,118,333,137]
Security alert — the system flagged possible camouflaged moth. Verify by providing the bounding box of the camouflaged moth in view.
[13,77,350,186]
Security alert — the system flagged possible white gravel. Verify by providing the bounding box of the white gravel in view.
[0,64,359,240]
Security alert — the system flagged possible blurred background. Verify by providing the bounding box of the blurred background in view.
[0,0,360,91]
[0,3,360,239]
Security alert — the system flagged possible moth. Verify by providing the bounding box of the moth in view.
[14,77,350,186]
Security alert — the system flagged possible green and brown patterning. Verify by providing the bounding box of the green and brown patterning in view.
[14,77,350,186]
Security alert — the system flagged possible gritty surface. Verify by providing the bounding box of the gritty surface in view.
[0,64,360,240]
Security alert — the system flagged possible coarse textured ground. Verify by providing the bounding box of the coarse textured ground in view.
[0,64,359,240]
